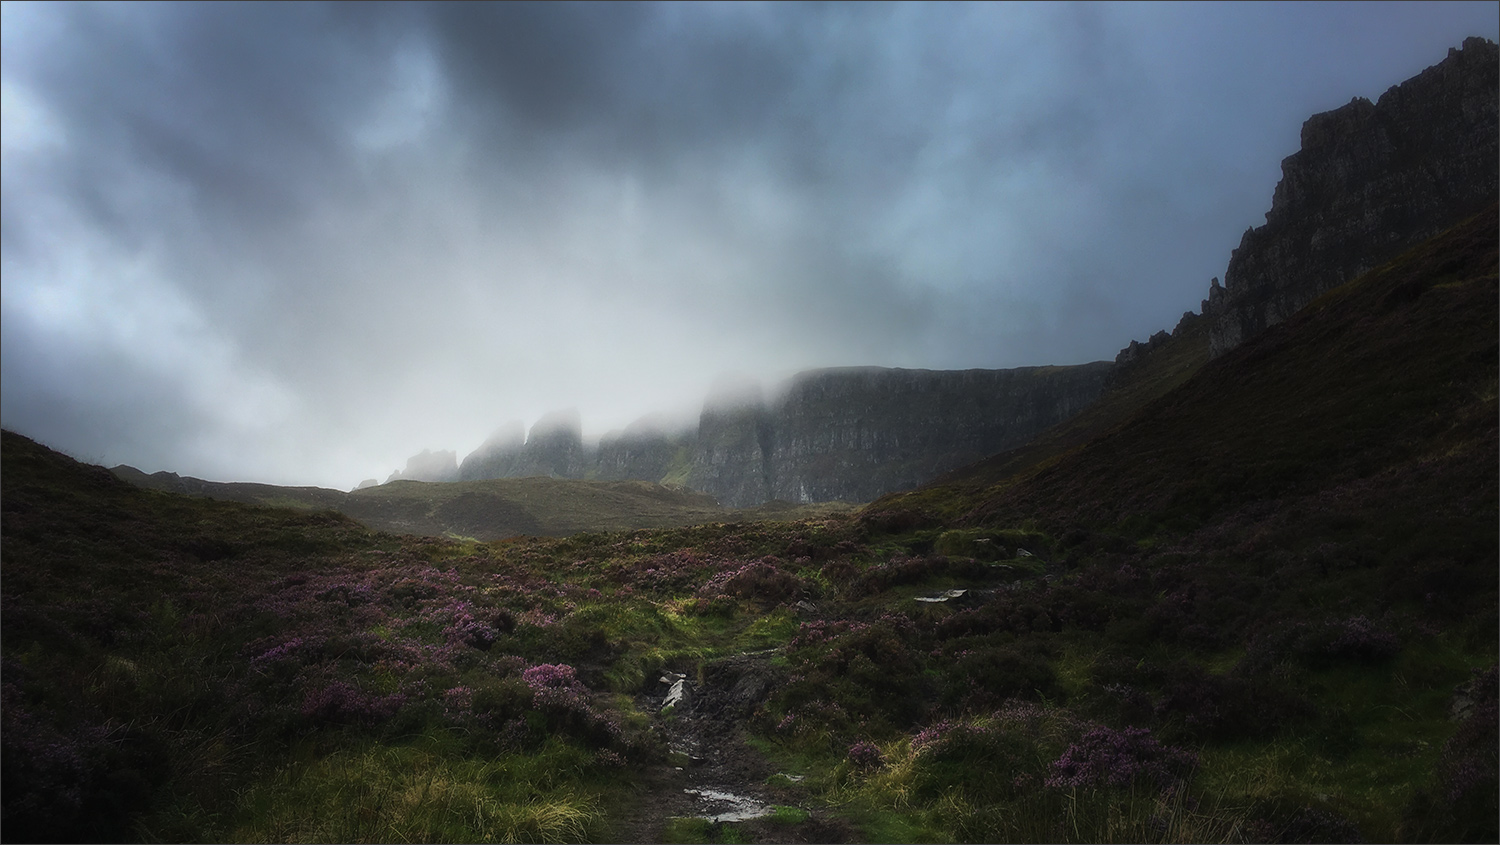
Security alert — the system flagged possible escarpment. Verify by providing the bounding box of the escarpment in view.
[459,411,584,481]
[444,362,1114,507]
[1204,36,1498,357]
[757,365,1114,507]
[433,38,1498,512]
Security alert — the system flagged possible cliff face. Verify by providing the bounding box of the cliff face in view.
[512,410,585,479]
[1207,37,1498,357]
[458,421,526,480]
[385,449,459,483]
[691,402,775,507]
[680,363,1114,507]
[759,365,1114,506]
[457,412,585,480]
[595,425,692,483]
[449,362,1113,507]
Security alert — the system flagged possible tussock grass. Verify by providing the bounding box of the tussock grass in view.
[228,743,601,844]
[4,211,1495,843]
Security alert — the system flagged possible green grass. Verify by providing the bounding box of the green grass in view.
[768,804,811,824]
[112,464,856,542]
[215,738,603,843]
[3,210,1495,843]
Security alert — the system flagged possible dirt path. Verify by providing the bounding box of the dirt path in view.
[609,656,853,844]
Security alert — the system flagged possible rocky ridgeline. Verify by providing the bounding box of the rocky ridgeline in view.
[404,363,1114,506]
[756,365,1113,507]
[384,448,460,484]
[1112,37,1497,367]
[413,40,1496,506]
[1205,36,1498,357]
[1114,310,1202,368]
[458,411,693,485]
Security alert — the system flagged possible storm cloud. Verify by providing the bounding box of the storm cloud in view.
[3,1,1496,488]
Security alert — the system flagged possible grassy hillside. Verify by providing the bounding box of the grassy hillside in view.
[2,208,1494,843]
[110,468,855,541]
[874,204,1497,533]
[927,309,1211,501]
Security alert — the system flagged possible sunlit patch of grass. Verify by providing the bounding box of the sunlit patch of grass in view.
[742,607,798,649]
[224,740,603,844]
[1197,733,1419,841]
[768,804,811,824]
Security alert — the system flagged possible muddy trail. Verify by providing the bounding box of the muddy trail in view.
[609,654,854,844]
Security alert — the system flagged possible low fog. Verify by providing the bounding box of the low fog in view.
[3,2,1495,488]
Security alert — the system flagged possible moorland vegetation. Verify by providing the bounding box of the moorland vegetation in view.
[2,203,1494,843]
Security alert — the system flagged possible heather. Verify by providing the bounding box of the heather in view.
[2,211,1496,842]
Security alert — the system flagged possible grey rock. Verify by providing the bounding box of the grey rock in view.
[595,415,694,483]
[688,364,1113,507]
[386,449,459,483]
[915,588,968,603]
[458,421,525,480]
[455,363,1113,507]
[1206,37,1498,357]
[662,677,692,713]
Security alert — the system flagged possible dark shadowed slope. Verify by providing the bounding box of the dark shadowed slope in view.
[870,204,1496,552]
[2,208,1495,844]
[926,310,1210,500]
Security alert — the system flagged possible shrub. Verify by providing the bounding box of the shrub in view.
[939,644,1058,710]
[1045,726,1196,792]
[697,558,807,605]
[521,663,621,750]
[1152,661,1312,742]
[847,739,885,770]
[0,687,124,842]
[907,705,1076,801]
[300,680,406,727]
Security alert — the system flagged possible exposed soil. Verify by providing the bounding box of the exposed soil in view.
[609,654,855,844]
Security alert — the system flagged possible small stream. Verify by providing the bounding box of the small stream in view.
[682,787,775,823]
[656,670,781,824]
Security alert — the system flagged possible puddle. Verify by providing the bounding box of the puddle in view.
[683,787,774,823]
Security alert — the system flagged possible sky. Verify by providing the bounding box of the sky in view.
[3,1,1496,489]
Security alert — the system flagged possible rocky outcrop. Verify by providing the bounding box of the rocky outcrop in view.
[512,410,585,479]
[690,378,777,507]
[385,449,459,483]
[458,421,526,480]
[1206,37,1498,357]
[448,362,1114,506]
[455,412,586,481]
[1115,310,1203,369]
[674,364,1115,507]
[754,364,1115,507]
[595,416,693,483]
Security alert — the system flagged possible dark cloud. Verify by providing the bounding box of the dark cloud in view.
[3,1,1495,487]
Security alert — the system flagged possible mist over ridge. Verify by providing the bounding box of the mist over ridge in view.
[2,3,1495,489]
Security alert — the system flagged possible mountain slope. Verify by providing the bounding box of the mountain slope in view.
[4,205,1494,843]
[964,203,1497,538]
[109,465,854,540]
[871,204,1496,547]
[924,310,1210,499]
